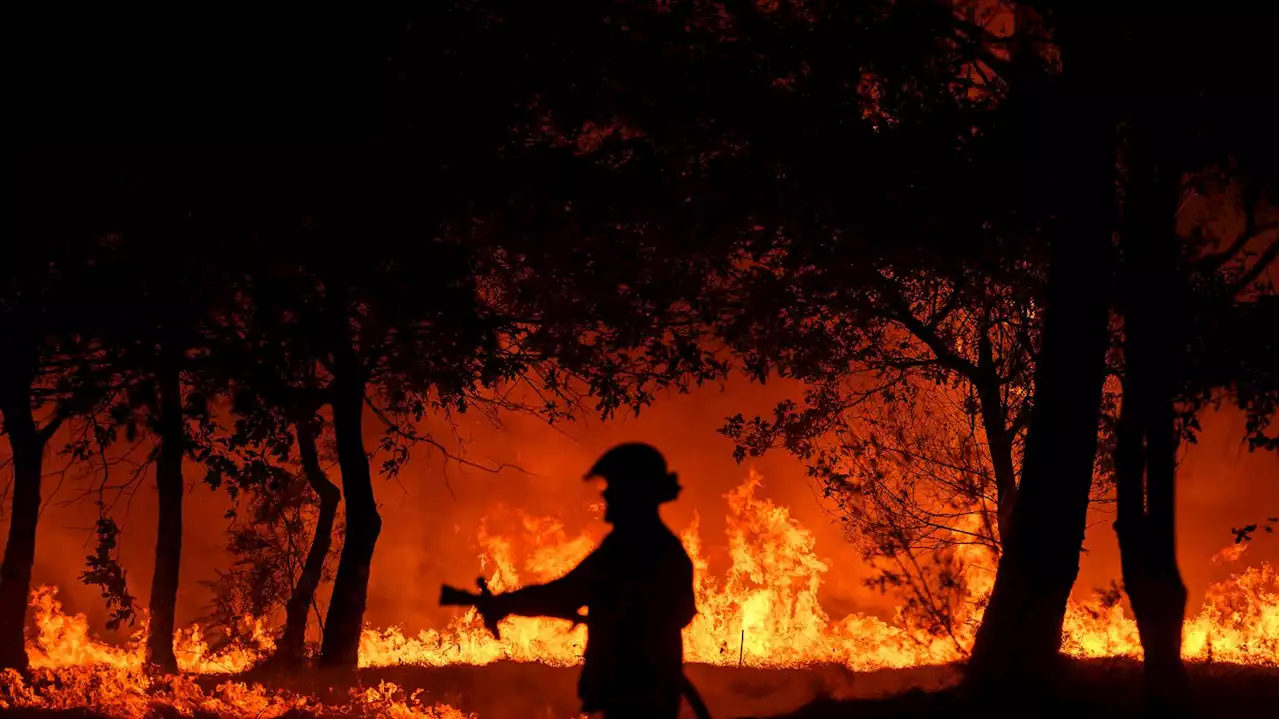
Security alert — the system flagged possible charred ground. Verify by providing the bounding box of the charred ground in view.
[2,660,1273,719]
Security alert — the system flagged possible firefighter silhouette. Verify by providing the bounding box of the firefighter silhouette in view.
[441,443,709,718]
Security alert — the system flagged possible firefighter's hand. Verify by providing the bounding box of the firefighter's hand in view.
[440,577,507,638]
[475,598,510,638]
[473,577,509,638]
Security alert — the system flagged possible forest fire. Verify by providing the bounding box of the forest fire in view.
[7,0,1278,716]
[2,472,1274,718]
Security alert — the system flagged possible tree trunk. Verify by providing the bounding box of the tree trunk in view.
[1113,129,1190,715]
[146,357,185,674]
[0,385,46,673]
[964,9,1118,696]
[966,227,1113,691]
[1132,393,1189,715]
[318,338,380,670]
[975,376,1016,549]
[273,414,342,665]
[1115,386,1189,715]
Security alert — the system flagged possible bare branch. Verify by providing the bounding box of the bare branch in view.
[876,279,982,381]
[1229,240,1278,298]
[363,394,529,476]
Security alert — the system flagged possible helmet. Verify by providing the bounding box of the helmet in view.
[585,442,681,504]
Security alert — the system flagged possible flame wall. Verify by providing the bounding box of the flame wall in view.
[5,375,1277,652]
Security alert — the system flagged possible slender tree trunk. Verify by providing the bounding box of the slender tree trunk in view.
[0,380,46,673]
[319,338,380,670]
[1114,131,1190,715]
[976,377,1016,548]
[146,356,185,674]
[1134,393,1189,714]
[273,414,342,665]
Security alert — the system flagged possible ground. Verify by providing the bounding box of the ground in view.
[2,659,1273,718]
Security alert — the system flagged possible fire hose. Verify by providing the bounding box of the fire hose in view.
[680,673,713,719]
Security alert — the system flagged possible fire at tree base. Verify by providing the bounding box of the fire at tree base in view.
[2,476,1275,718]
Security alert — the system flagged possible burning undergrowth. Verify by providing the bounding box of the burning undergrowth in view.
[2,472,1275,718]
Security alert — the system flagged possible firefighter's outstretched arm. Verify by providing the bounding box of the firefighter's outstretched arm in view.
[486,549,599,623]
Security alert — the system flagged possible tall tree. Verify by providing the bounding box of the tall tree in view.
[1106,6,1276,710]
[715,254,1077,629]
[288,152,544,671]
[280,413,341,663]
[1112,175,1275,717]
[963,5,1121,689]
[968,2,1277,695]
[2,149,122,671]
[194,382,340,664]
[71,148,248,673]
[198,267,346,667]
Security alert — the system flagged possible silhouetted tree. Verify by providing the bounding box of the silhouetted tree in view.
[79,150,248,674]
[226,151,491,671]
[191,394,342,665]
[969,3,1276,697]
[1104,8,1276,710]
[195,262,345,668]
[715,252,1067,647]
[2,149,128,672]
[277,414,342,663]
[1110,179,1274,716]
[198,459,341,658]
[712,248,1120,646]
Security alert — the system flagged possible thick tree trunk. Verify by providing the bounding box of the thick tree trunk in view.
[1115,389,1189,716]
[1132,395,1189,715]
[0,387,46,673]
[146,358,185,674]
[273,415,342,665]
[964,8,1118,695]
[318,338,380,670]
[1115,365,1190,714]
[1114,132,1190,715]
[966,230,1113,690]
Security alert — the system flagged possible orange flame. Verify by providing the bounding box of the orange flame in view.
[2,469,1275,717]
[1212,543,1249,564]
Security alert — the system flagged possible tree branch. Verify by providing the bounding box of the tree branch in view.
[1229,240,1278,298]
[877,280,982,381]
[363,395,528,476]
[37,413,67,445]
[1008,399,1033,437]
